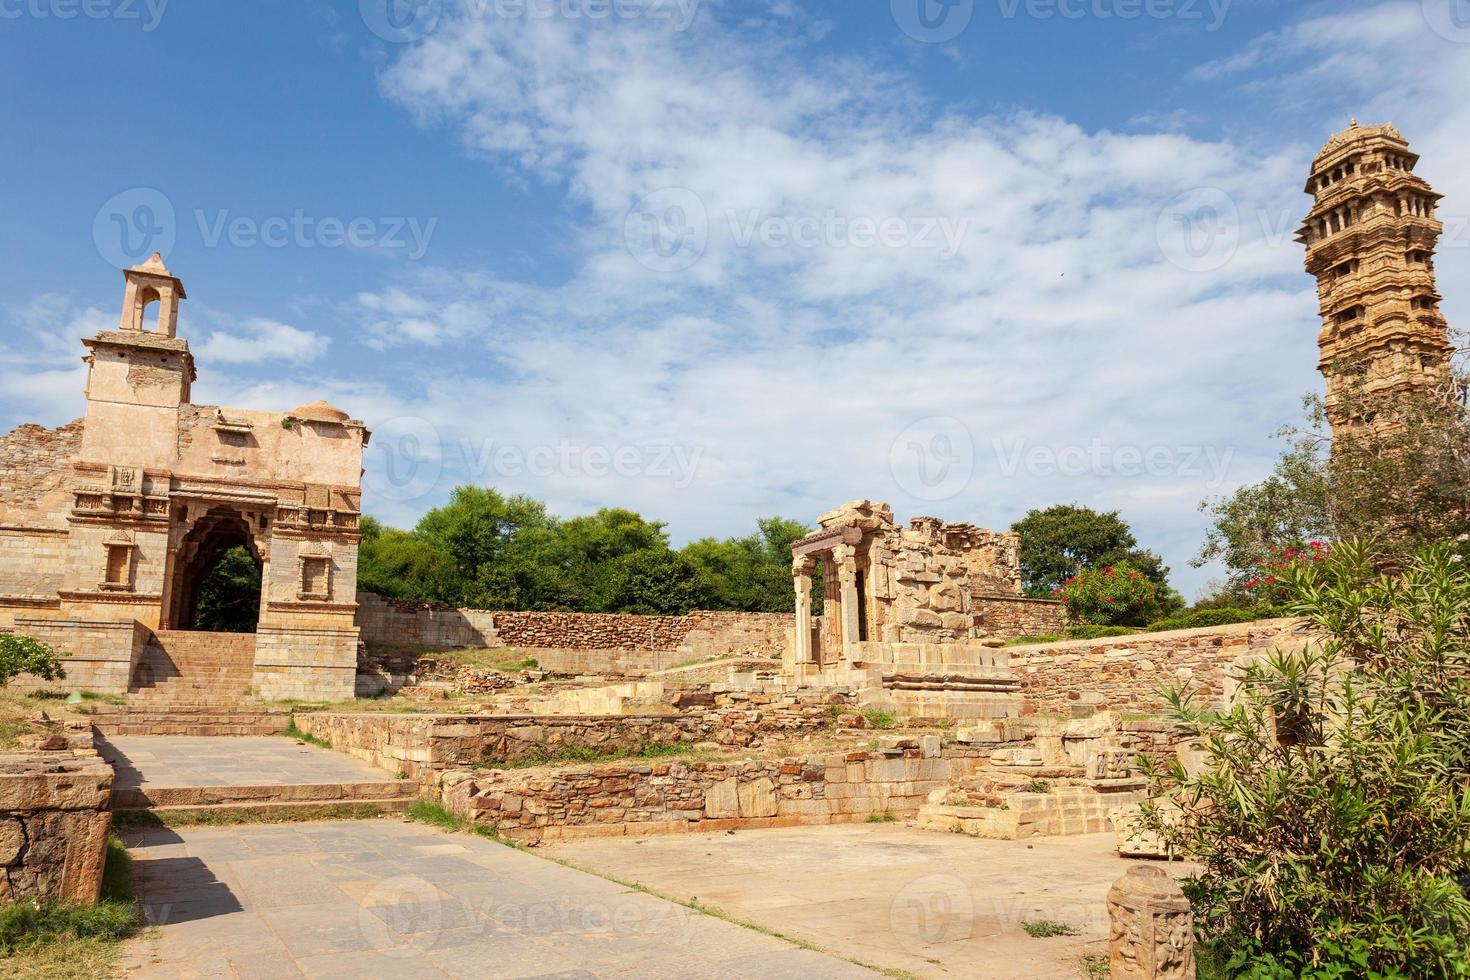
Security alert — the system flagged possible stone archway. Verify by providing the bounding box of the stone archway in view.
[162,505,268,632]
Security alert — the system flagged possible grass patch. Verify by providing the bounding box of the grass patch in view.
[112,802,391,829]
[29,690,123,705]
[1005,634,1064,646]
[862,709,898,730]
[0,836,144,978]
[1080,953,1109,978]
[482,739,693,771]
[281,718,332,749]
[1023,779,1051,794]
[427,647,540,672]
[1022,918,1081,938]
[865,811,897,823]
[405,798,505,843]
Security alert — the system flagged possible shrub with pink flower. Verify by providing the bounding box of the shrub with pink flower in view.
[1055,560,1163,627]
[1241,541,1330,606]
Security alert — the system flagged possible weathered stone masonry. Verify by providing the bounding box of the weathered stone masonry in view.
[0,751,114,902]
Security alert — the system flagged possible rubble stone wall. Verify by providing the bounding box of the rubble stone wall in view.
[1008,618,1305,717]
[972,594,1070,640]
[0,752,114,902]
[356,593,791,661]
[297,690,852,781]
[439,743,989,842]
[0,420,83,524]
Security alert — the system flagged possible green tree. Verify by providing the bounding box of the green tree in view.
[592,549,714,615]
[1198,378,1470,601]
[1011,504,1175,602]
[682,517,810,612]
[191,546,261,633]
[356,517,463,604]
[1056,560,1164,627]
[0,634,65,685]
[1145,541,1470,976]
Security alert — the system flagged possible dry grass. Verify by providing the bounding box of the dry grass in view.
[0,690,97,751]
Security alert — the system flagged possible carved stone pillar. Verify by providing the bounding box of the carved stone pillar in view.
[792,559,814,669]
[1107,866,1195,979]
[832,543,861,660]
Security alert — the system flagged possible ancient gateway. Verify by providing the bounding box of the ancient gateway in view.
[0,255,368,700]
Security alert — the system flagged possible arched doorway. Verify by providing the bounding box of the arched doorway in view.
[165,507,266,632]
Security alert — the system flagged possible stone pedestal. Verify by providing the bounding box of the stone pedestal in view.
[0,751,114,902]
[1107,865,1195,979]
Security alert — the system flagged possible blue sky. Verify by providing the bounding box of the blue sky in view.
[3,0,1469,600]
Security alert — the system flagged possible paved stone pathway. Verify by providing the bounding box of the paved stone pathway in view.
[101,735,393,791]
[546,824,1161,979]
[119,820,877,979]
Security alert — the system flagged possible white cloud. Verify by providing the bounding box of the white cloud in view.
[192,316,332,365]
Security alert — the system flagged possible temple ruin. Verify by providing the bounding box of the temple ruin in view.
[0,255,368,700]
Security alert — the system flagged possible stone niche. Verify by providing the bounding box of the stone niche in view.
[0,751,114,902]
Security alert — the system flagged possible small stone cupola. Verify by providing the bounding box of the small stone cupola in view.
[119,252,187,338]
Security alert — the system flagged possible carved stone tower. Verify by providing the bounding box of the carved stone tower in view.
[1296,122,1454,436]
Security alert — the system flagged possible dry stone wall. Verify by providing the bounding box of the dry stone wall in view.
[0,420,83,524]
[356,593,791,662]
[440,740,988,842]
[1009,618,1305,716]
[972,594,1070,640]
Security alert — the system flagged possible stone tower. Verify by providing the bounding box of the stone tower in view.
[1296,122,1454,436]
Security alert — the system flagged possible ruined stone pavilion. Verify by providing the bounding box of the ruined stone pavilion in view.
[0,255,368,700]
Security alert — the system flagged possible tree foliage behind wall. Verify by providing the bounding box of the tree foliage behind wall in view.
[191,546,262,633]
[358,486,811,615]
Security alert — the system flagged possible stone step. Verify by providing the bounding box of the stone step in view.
[112,797,416,824]
[113,780,418,809]
[90,706,292,736]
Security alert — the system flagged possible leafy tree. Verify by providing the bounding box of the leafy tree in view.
[0,634,65,685]
[682,517,810,612]
[1010,504,1176,602]
[191,546,261,633]
[357,517,463,604]
[591,549,714,615]
[1198,375,1470,601]
[1055,561,1163,627]
[1145,540,1470,976]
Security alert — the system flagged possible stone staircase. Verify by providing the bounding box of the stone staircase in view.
[128,630,258,703]
[89,704,291,737]
[108,779,420,820]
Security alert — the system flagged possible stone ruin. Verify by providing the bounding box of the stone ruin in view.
[0,255,369,700]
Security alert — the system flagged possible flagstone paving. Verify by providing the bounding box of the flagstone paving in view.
[100,735,395,791]
[118,820,878,979]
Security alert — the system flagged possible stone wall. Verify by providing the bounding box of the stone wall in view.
[1008,618,1305,717]
[355,593,792,662]
[972,594,1070,640]
[296,689,853,781]
[0,751,114,902]
[0,420,83,524]
[254,625,359,701]
[5,617,148,694]
[439,739,987,842]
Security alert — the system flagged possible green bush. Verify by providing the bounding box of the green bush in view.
[1143,541,1470,977]
[0,836,142,954]
[1144,606,1271,632]
[1055,561,1163,626]
[1061,624,1135,639]
[0,635,65,686]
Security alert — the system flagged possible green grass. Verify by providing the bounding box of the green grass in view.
[281,718,332,749]
[405,798,505,843]
[1023,780,1052,794]
[483,739,693,770]
[1080,953,1109,978]
[1005,634,1064,646]
[865,811,897,823]
[29,690,124,705]
[1022,918,1081,938]
[0,836,144,977]
[862,708,898,730]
